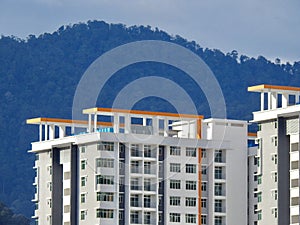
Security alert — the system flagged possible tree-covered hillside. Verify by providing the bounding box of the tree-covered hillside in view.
[0,201,29,225]
[0,20,299,218]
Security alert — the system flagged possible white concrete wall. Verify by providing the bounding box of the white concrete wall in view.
[203,119,248,225]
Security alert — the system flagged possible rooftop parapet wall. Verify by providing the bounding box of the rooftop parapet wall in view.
[248,84,300,111]
[27,107,203,142]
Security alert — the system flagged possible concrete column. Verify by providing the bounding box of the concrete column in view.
[164,119,168,137]
[143,117,147,126]
[88,114,92,133]
[268,92,272,110]
[49,125,55,140]
[59,126,65,138]
[297,94,300,104]
[282,93,288,108]
[124,114,130,134]
[114,114,119,133]
[153,117,158,135]
[39,123,43,141]
[260,92,265,111]
[271,92,277,109]
[45,124,48,140]
[93,113,97,132]
[71,124,75,135]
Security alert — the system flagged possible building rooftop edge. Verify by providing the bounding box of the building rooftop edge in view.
[248,84,300,93]
[82,107,204,119]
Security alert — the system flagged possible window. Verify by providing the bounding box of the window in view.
[119,161,125,173]
[81,177,87,187]
[64,206,70,214]
[257,175,262,184]
[257,192,262,203]
[159,213,163,223]
[35,203,39,210]
[186,147,197,157]
[144,212,151,224]
[292,215,300,224]
[291,161,299,170]
[97,192,114,202]
[254,157,260,167]
[47,182,52,191]
[201,215,207,224]
[201,149,206,158]
[170,196,181,206]
[272,208,278,218]
[271,136,278,147]
[80,210,86,220]
[144,145,152,157]
[130,211,139,224]
[215,167,223,179]
[96,209,114,218]
[144,195,151,208]
[201,182,207,191]
[131,161,140,173]
[170,146,181,156]
[186,181,197,190]
[170,163,181,172]
[186,164,196,173]
[119,194,124,204]
[271,172,278,182]
[271,190,278,200]
[131,178,140,190]
[97,142,114,151]
[119,211,124,220]
[80,193,86,203]
[47,165,52,175]
[170,180,181,189]
[201,198,207,208]
[186,197,196,207]
[291,179,299,188]
[81,160,86,170]
[170,213,181,223]
[96,158,114,168]
[131,144,140,157]
[130,194,139,207]
[144,162,151,174]
[215,200,222,212]
[215,216,222,225]
[79,145,86,153]
[271,154,278,164]
[256,138,262,150]
[215,150,223,162]
[185,214,196,223]
[215,183,223,196]
[96,175,114,185]
[201,166,207,175]
[258,124,261,131]
[258,210,262,220]
[144,178,151,191]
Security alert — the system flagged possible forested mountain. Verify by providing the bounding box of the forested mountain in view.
[0,20,300,218]
[0,201,29,225]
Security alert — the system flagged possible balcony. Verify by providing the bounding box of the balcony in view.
[131,125,153,135]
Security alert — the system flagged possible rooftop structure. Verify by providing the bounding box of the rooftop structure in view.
[28,107,248,225]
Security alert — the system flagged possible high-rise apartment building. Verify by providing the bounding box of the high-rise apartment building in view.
[28,107,248,225]
[249,84,300,225]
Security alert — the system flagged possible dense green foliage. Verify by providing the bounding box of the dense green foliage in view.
[0,20,299,218]
[0,202,29,225]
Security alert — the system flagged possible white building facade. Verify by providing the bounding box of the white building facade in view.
[28,107,248,225]
[249,84,300,225]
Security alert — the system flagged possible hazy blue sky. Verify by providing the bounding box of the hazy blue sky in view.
[1,0,299,62]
